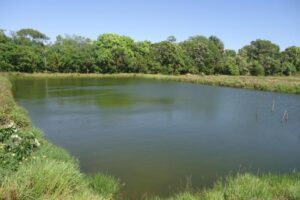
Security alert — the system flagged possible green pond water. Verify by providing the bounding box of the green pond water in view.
[11,77,300,199]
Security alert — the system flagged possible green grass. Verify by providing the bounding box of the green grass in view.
[149,173,300,200]
[87,173,121,199]
[3,72,300,94]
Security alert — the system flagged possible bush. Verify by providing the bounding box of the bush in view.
[250,61,265,76]
[282,61,297,76]
[0,126,41,171]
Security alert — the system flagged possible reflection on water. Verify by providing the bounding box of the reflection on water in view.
[11,77,300,199]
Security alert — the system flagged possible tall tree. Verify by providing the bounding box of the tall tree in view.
[152,41,187,74]
[239,39,280,75]
[95,33,135,73]
[281,46,300,71]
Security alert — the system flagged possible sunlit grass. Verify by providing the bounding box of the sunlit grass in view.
[148,173,300,200]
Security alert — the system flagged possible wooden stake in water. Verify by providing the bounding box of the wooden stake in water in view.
[271,99,275,112]
[282,110,288,122]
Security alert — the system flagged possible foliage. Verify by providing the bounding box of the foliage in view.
[95,33,135,73]
[250,61,265,76]
[281,46,300,71]
[0,126,41,171]
[282,61,297,76]
[239,39,281,75]
[180,35,223,75]
[152,41,187,74]
[0,28,299,76]
[223,56,239,75]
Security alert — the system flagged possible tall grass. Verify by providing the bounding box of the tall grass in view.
[149,173,300,200]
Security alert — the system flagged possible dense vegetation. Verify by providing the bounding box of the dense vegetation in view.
[1,28,300,76]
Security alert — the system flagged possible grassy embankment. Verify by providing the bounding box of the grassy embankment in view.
[0,76,120,200]
[4,72,300,94]
[0,73,300,200]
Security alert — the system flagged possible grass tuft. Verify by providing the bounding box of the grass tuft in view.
[87,173,121,199]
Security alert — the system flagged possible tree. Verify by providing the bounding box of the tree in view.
[282,61,296,76]
[209,36,224,52]
[281,46,300,71]
[166,36,176,43]
[239,39,280,75]
[131,41,159,73]
[224,49,236,58]
[15,28,49,45]
[223,56,239,75]
[95,33,135,73]
[180,36,223,74]
[235,55,250,75]
[47,35,96,73]
[152,41,187,74]
[0,30,15,71]
[250,61,265,76]
[1,27,300,77]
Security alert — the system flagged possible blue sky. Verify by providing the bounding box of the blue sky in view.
[0,0,299,50]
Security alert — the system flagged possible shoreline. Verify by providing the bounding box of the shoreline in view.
[2,72,300,94]
[0,76,120,200]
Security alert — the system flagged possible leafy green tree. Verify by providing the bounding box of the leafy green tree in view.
[180,36,223,75]
[223,56,239,75]
[15,28,49,46]
[180,36,208,74]
[239,39,280,75]
[209,36,224,52]
[235,55,250,75]
[281,46,300,71]
[95,33,135,73]
[152,41,187,74]
[224,49,236,58]
[261,56,281,75]
[46,35,96,73]
[0,30,14,71]
[13,46,42,72]
[131,41,159,73]
[282,61,296,76]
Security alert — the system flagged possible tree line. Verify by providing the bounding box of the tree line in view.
[0,28,299,76]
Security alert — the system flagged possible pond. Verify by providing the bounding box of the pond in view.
[11,77,300,199]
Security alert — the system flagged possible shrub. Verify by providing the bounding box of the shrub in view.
[282,61,297,76]
[0,125,41,171]
[250,61,265,76]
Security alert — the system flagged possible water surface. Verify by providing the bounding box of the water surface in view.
[11,77,300,199]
